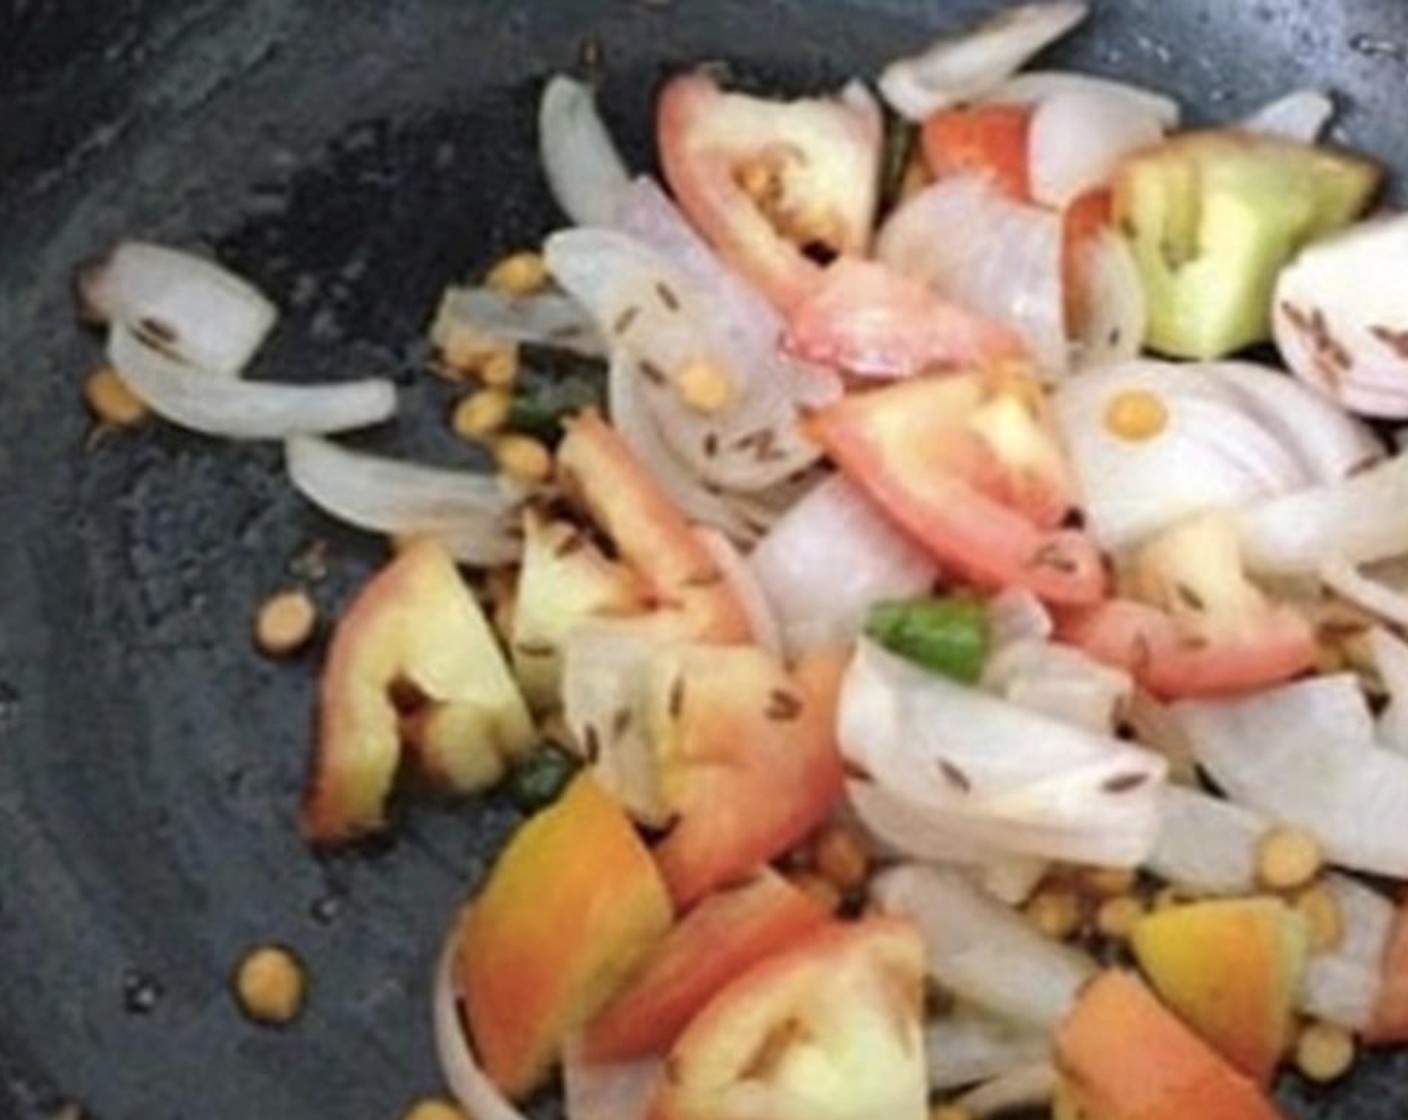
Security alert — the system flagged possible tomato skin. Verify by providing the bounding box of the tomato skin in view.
[782,257,1028,379]
[1063,187,1114,331]
[922,104,1035,201]
[1059,597,1316,700]
[583,870,830,1062]
[658,72,883,313]
[556,411,752,645]
[809,375,1107,606]
[650,644,846,908]
[1366,893,1408,1044]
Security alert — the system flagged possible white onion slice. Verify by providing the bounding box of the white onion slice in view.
[284,436,523,566]
[1071,231,1147,371]
[1274,215,1408,419]
[607,351,760,543]
[694,527,784,658]
[926,1007,1051,1092]
[1242,90,1336,142]
[1302,875,1397,1031]
[562,1036,661,1120]
[109,325,395,441]
[539,75,632,228]
[842,642,1167,868]
[956,1063,1058,1119]
[547,228,821,490]
[878,2,1090,121]
[986,70,1181,128]
[1147,786,1264,896]
[1320,557,1408,630]
[560,622,670,825]
[433,915,533,1120]
[1054,360,1312,552]
[982,638,1132,734]
[1028,89,1164,208]
[431,286,605,359]
[616,177,838,409]
[874,864,1097,1031]
[1237,452,1408,576]
[968,855,1050,907]
[1370,628,1408,756]
[80,241,277,376]
[1173,678,1408,877]
[879,176,1067,374]
[749,476,938,657]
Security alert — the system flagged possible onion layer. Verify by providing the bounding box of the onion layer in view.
[1242,90,1336,142]
[539,75,632,228]
[431,286,605,358]
[1028,88,1165,208]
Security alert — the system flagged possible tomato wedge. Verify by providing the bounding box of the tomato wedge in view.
[658,71,882,312]
[648,917,929,1120]
[1366,892,1408,1044]
[1060,515,1315,699]
[809,374,1107,605]
[921,103,1034,201]
[1063,187,1114,332]
[1056,971,1286,1120]
[556,411,752,644]
[650,645,846,907]
[583,870,830,1062]
[782,256,1028,379]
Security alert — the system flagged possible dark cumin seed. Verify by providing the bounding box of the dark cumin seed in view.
[583,724,602,763]
[612,707,632,738]
[765,689,803,721]
[938,759,972,793]
[639,359,667,386]
[613,305,641,336]
[1101,771,1149,794]
[669,676,687,720]
[703,432,720,458]
[515,640,556,659]
[655,281,681,312]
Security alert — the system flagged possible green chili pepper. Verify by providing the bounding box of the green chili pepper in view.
[509,365,606,445]
[864,596,990,683]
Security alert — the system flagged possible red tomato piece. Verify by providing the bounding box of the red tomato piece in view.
[583,870,830,1062]
[556,411,752,645]
[922,103,1035,201]
[658,71,883,312]
[782,256,1028,379]
[1062,187,1114,332]
[808,374,1107,605]
[650,645,846,908]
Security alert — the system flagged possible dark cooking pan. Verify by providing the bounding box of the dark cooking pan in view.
[1,0,1407,1117]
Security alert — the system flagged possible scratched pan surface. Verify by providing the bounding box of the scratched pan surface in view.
[1,0,1406,1117]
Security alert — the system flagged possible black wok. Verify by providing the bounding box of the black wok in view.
[1,1,1406,1117]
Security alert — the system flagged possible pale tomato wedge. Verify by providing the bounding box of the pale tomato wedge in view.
[782,256,1028,379]
[648,917,929,1120]
[1060,515,1315,699]
[658,72,882,312]
[583,870,830,1062]
[809,374,1106,605]
[921,103,1035,200]
[1062,187,1114,332]
[556,411,752,645]
[650,645,846,907]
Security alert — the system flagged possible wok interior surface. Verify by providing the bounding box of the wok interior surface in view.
[2,1,1407,1116]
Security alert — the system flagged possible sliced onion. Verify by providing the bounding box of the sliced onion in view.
[850,780,1016,867]
[1370,628,1408,756]
[1173,677,1408,877]
[842,642,1167,868]
[988,587,1054,647]
[879,176,1067,374]
[560,621,670,826]
[433,913,533,1120]
[1302,874,1397,1031]
[607,351,759,543]
[562,1036,661,1120]
[1320,557,1408,630]
[1237,452,1408,576]
[926,1007,1050,1092]
[110,325,395,440]
[955,1063,1058,1119]
[80,241,277,375]
[547,228,821,490]
[749,476,939,657]
[285,436,523,565]
[986,70,1181,128]
[694,527,784,659]
[874,863,1097,1031]
[878,2,1091,121]
[1054,360,1312,552]
[1147,786,1263,896]
[982,638,1132,734]
[1274,215,1408,419]
[1242,90,1336,142]
[431,286,605,359]
[1071,231,1147,370]
[968,856,1050,907]
[1028,89,1164,208]
[616,177,838,409]
[539,75,632,228]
